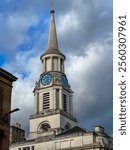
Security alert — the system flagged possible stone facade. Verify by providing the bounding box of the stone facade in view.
[10,126,112,150]
[10,123,25,144]
[0,67,17,150]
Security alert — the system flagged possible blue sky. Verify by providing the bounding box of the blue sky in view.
[0,0,113,137]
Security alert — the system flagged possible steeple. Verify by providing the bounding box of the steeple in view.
[48,10,58,51]
[41,9,65,59]
[29,7,77,140]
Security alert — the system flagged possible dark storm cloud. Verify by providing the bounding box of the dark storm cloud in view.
[55,0,113,55]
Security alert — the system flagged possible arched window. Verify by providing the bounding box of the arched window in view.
[39,123,51,133]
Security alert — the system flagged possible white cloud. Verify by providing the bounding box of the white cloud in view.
[57,11,79,35]
[0,12,39,52]
[66,36,112,126]
[7,13,38,31]
[7,50,41,137]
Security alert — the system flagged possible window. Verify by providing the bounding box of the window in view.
[39,123,51,132]
[20,146,34,150]
[43,92,50,110]
[31,146,34,150]
[63,94,67,112]
[22,147,30,150]
[0,130,4,139]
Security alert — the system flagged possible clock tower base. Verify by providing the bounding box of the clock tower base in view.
[29,110,77,140]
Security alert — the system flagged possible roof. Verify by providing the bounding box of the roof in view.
[0,67,17,82]
[40,49,65,59]
[56,126,87,137]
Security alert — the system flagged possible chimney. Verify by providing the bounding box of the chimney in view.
[95,126,104,133]
[19,123,21,129]
[16,122,19,128]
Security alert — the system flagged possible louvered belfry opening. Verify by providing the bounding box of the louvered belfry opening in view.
[63,94,67,112]
[43,92,50,110]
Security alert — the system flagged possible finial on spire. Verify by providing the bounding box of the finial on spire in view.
[48,0,58,51]
[50,0,55,13]
[40,1,66,59]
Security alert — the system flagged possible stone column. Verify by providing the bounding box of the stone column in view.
[67,95,71,114]
[63,60,65,73]
[37,93,39,113]
[70,95,73,115]
[39,93,43,112]
[34,93,37,114]
[58,57,61,71]
[54,88,56,110]
[34,92,39,114]
[59,89,63,110]
[50,57,53,71]
[43,59,46,72]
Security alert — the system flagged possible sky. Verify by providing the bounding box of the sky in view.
[0,0,113,137]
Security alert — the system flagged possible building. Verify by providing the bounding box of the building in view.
[10,8,113,150]
[10,123,25,144]
[0,67,17,150]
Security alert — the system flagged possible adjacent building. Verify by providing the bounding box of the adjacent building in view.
[10,8,113,150]
[10,123,25,144]
[0,67,17,150]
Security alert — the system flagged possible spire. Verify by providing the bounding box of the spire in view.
[40,8,65,59]
[48,9,59,51]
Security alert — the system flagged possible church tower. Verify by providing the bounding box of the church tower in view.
[29,9,77,140]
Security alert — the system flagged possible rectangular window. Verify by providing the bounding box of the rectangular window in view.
[63,94,67,112]
[43,92,50,110]
[31,146,34,150]
[22,147,30,150]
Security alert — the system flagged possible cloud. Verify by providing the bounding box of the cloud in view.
[0,12,39,59]
[8,50,41,137]
[56,0,112,55]
[66,35,113,133]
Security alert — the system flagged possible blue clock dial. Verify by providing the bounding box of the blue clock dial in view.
[41,74,52,85]
[61,75,68,87]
